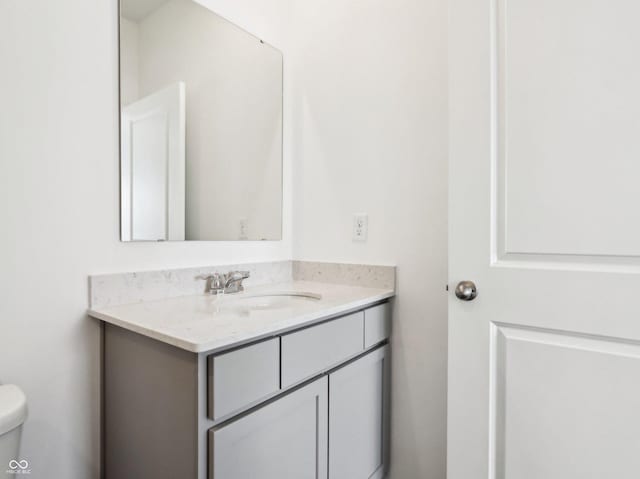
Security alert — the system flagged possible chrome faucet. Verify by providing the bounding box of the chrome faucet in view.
[196,270,250,294]
[222,270,250,293]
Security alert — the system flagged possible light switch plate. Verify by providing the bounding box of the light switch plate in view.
[353,214,368,242]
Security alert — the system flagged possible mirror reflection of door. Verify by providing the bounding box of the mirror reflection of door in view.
[119,0,283,242]
[121,82,186,241]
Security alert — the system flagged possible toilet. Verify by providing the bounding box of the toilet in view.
[0,385,27,473]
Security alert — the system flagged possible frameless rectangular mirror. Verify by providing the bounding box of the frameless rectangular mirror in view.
[119,0,283,241]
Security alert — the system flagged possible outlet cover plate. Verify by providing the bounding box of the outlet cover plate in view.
[353,214,368,242]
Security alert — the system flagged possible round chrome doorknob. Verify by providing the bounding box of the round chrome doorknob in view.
[455,281,477,301]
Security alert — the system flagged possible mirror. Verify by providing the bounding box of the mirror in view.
[119,0,283,241]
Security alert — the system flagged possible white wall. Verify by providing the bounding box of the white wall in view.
[0,0,292,477]
[119,18,140,106]
[289,1,448,477]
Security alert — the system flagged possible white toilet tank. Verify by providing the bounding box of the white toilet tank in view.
[0,385,27,474]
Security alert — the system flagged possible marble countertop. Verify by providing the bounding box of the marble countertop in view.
[88,281,394,353]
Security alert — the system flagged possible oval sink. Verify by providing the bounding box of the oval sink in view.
[236,292,321,311]
[214,292,322,313]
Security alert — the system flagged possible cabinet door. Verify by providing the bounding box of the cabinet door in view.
[210,376,328,479]
[329,346,389,479]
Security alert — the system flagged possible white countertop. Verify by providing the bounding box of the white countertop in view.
[88,281,394,353]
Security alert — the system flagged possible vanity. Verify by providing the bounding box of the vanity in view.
[106,0,394,476]
[89,262,394,479]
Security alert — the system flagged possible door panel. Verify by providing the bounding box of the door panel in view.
[210,377,328,479]
[130,111,168,240]
[449,0,640,477]
[121,82,185,241]
[499,0,640,257]
[492,324,640,479]
[329,346,388,479]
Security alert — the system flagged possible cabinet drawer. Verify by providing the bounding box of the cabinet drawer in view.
[364,303,391,348]
[281,312,364,388]
[208,338,280,420]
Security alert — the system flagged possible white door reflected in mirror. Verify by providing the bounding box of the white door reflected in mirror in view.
[121,82,185,241]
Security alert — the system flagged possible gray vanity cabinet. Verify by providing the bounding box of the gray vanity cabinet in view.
[209,377,328,479]
[103,301,391,479]
[329,345,389,479]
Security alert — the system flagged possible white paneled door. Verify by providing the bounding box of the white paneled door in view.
[121,82,185,241]
[448,0,640,478]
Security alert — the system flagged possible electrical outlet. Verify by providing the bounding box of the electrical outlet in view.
[239,218,248,240]
[353,214,368,242]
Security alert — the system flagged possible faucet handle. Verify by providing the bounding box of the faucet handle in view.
[195,273,224,294]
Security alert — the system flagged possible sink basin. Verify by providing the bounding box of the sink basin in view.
[215,292,322,313]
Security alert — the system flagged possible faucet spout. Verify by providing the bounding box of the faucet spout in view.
[222,271,251,293]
